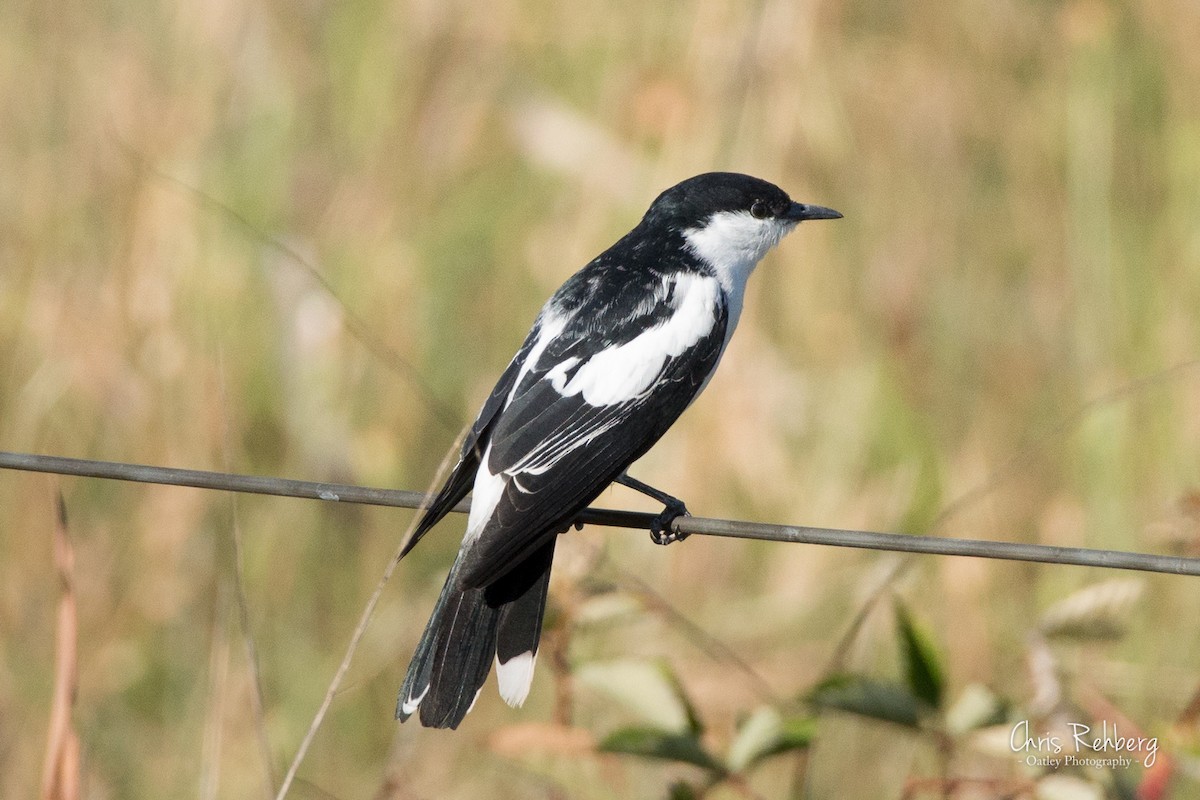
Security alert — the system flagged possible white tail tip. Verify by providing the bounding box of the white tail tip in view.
[496,650,537,708]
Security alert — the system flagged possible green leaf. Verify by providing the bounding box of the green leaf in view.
[726,706,816,772]
[809,674,923,728]
[775,715,819,755]
[576,659,694,733]
[944,683,1009,734]
[667,780,699,800]
[657,661,705,735]
[600,727,725,773]
[895,602,945,711]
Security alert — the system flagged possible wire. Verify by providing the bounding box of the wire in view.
[3,450,1199,577]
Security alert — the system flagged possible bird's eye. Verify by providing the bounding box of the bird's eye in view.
[750,200,771,219]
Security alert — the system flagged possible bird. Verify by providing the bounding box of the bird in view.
[396,172,841,728]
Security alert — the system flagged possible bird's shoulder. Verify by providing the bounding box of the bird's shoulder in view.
[544,233,721,349]
[462,231,724,447]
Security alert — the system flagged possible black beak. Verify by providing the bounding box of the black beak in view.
[785,202,843,222]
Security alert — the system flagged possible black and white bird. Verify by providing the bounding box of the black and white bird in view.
[397,172,840,728]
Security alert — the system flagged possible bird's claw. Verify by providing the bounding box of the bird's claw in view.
[649,500,690,545]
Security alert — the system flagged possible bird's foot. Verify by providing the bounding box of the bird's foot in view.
[614,472,691,545]
[649,499,690,545]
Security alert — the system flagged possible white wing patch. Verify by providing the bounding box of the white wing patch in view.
[508,309,569,405]
[464,443,507,544]
[554,273,722,406]
[496,650,537,708]
[544,356,582,393]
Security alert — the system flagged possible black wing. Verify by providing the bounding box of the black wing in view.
[456,267,729,588]
[398,318,546,560]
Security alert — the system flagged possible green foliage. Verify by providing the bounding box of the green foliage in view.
[599,727,724,773]
[944,683,1008,735]
[726,706,817,772]
[575,658,700,734]
[592,659,816,797]
[666,780,699,800]
[804,600,948,731]
[809,674,923,729]
[894,601,946,711]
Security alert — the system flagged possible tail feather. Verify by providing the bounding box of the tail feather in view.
[423,586,499,727]
[494,540,556,707]
[397,540,556,729]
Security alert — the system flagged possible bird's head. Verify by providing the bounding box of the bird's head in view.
[643,172,841,286]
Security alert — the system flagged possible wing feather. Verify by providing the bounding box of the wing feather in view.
[399,317,546,559]
[457,272,728,588]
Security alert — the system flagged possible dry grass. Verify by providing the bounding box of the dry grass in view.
[3,0,1200,797]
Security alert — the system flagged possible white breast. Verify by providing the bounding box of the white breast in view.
[682,210,796,347]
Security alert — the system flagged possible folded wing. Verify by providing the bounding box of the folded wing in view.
[457,269,728,588]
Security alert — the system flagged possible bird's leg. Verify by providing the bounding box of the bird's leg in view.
[615,473,690,545]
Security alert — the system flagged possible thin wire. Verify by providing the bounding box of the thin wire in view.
[4,450,1199,577]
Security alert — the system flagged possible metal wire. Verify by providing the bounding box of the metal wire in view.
[3,449,1199,577]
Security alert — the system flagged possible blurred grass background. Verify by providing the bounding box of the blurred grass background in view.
[3,0,1200,797]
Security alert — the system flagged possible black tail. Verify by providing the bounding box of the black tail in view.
[397,539,556,729]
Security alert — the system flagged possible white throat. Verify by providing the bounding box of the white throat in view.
[682,210,796,340]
